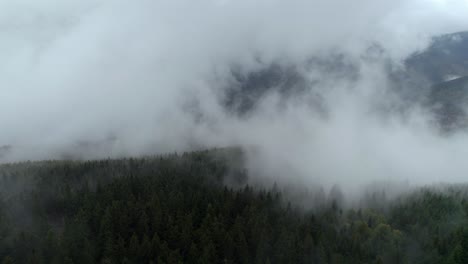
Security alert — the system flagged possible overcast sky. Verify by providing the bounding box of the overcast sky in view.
[1,0,468,191]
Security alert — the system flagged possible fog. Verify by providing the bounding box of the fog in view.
[1,0,468,192]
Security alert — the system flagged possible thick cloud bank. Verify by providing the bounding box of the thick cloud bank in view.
[1,0,468,190]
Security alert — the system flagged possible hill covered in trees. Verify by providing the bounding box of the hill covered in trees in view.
[0,149,468,264]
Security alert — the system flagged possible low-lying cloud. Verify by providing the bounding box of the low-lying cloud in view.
[1,0,468,192]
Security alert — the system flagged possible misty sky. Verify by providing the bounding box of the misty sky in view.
[1,0,468,191]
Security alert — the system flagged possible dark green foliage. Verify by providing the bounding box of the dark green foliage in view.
[0,149,467,263]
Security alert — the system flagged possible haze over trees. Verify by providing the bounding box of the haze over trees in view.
[2,1,468,263]
[1,149,468,263]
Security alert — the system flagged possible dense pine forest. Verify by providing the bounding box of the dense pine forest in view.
[0,149,468,264]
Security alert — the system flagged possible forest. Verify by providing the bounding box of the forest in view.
[0,148,468,264]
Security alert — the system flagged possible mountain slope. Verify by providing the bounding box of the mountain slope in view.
[429,76,468,130]
[406,31,468,84]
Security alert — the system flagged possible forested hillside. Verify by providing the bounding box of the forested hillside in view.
[0,149,468,264]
